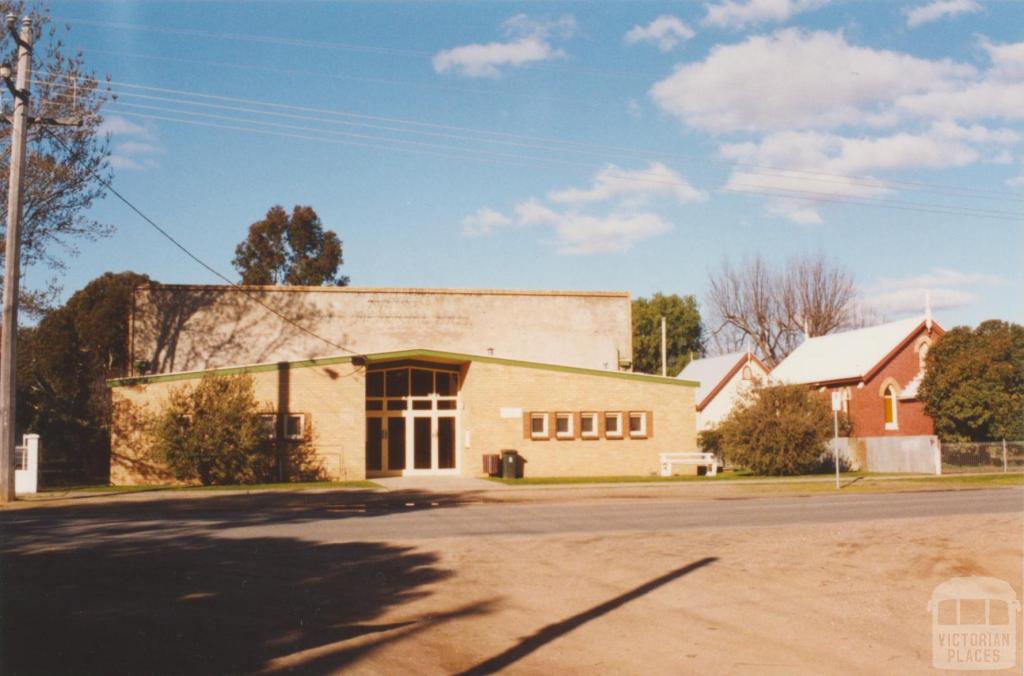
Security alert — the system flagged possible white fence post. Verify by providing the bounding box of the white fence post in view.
[14,433,39,494]
[1003,439,1008,473]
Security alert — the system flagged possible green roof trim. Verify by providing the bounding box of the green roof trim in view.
[107,355,355,387]
[108,348,698,389]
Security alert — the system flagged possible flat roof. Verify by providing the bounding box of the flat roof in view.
[134,284,630,298]
[109,348,699,389]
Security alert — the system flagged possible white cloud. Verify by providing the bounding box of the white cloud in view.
[99,114,154,139]
[1007,174,1024,187]
[703,0,829,30]
[624,16,695,53]
[627,98,642,119]
[650,29,974,134]
[548,162,706,206]
[719,126,1002,222]
[982,38,1024,82]
[890,40,1024,123]
[906,0,981,28]
[460,162,704,253]
[461,207,511,237]
[862,268,1003,315]
[433,14,575,78]
[513,199,560,226]
[552,212,673,255]
[101,114,163,171]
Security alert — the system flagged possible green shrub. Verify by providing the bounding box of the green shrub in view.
[697,427,722,458]
[718,384,833,475]
[153,374,274,485]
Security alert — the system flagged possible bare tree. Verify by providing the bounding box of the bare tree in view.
[707,253,860,367]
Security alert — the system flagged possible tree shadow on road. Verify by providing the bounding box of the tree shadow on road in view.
[2,488,489,541]
[1,529,494,675]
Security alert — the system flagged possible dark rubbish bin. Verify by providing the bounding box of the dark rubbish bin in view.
[501,449,524,479]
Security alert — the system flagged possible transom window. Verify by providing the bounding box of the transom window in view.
[366,366,460,412]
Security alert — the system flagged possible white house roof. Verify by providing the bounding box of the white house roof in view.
[678,352,753,404]
[771,316,926,385]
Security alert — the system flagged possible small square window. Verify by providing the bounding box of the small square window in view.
[629,412,647,438]
[555,413,573,439]
[285,414,305,439]
[580,412,598,439]
[604,412,623,438]
[530,413,549,439]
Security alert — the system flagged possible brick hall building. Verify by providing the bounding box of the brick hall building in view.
[771,314,944,438]
[109,286,698,484]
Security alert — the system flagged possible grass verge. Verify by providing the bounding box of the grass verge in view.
[485,470,868,485]
[488,472,1024,491]
[41,480,381,495]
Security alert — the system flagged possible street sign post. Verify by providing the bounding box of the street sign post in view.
[831,392,841,490]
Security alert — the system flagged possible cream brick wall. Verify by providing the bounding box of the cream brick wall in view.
[111,356,697,484]
[132,286,631,374]
[110,363,366,485]
[460,361,697,477]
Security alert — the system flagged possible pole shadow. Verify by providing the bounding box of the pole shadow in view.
[458,556,718,675]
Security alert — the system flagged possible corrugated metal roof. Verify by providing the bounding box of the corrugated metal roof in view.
[677,352,748,403]
[772,316,925,385]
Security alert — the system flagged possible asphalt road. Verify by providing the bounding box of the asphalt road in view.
[223,487,1024,541]
[4,486,1021,546]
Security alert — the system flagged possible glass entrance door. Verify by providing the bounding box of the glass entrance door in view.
[364,415,406,474]
[437,416,456,469]
[387,417,406,471]
[365,365,461,476]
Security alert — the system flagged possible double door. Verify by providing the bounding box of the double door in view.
[366,412,457,475]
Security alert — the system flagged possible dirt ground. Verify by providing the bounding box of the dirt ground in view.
[3,490,1021,675]
[264,513,1024,675]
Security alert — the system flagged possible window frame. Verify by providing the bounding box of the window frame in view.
[579,411,599,439]
[604,411,623,439]
[258,413,277,439]
[554,412,574,440]
[530,412,549,440]
[285,413,306,440]
[628,411,647,439]
[884,386,899,431]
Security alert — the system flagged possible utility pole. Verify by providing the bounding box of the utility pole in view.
[0,15,32,504]
[660,316,667,377]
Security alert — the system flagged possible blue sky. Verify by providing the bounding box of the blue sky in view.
[28,0,1024,330]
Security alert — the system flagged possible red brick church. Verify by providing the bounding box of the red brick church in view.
[772,314,944,437]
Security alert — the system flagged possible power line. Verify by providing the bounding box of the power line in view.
[101,105,1024,223]
[42,74,1022,203]
[57,16,648,81]
[80,47,598,111]
[40,129,361,357]
[101,106,1024,222]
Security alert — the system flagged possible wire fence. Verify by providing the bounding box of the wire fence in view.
[940,440,1024,474]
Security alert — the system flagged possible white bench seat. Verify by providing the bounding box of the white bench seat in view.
[659,452,718,477]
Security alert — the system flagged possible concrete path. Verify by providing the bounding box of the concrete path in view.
[372,475,510,492]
